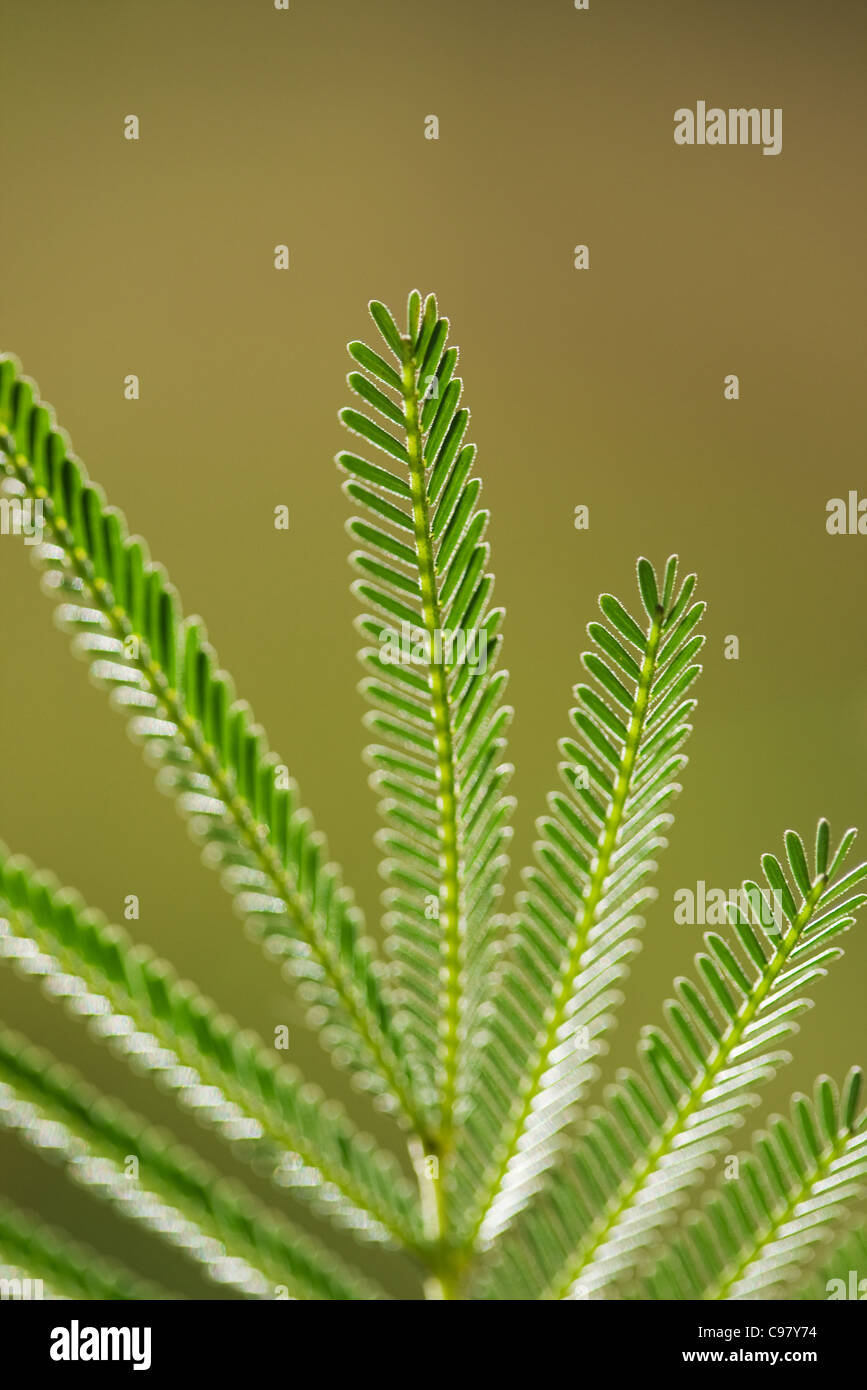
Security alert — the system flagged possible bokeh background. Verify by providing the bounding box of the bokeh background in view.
[1,0,865,1299]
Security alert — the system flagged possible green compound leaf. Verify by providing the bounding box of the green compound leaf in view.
[0,355,427,1137]
[339,295,514,1160]
[646,1071,867,1300]
[477,823,866,1299]
[0,1027,385,1301]
[0,1196,174,1300]
[798,1221,867,1301]
[0,847,423,1252]
[453,557,703,1247]
[1,307,865,1303]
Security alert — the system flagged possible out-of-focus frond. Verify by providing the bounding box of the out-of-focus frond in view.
[646,1071,867,1299]
[0,1027,385,1300]
[799,1221,867,1300]
[0,847,422,1250]
[0,1196,172,1300]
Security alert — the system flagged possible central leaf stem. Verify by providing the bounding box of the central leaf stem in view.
[400,337,465,1280]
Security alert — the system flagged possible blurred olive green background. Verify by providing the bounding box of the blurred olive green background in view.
[1,0,865,1299]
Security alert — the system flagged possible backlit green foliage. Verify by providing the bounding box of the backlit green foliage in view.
[0,295,863,1299]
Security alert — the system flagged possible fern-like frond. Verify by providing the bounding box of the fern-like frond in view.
[0,1027,385,1300]
[454,557,704,1245]
[0,1196,172,1300]
[478,821,866,1299]
[799,1221,867,1300]
[646,1070,867,1300]
[339,294,514,1146]
[0,357,427,1133]
[0,848,422,1250]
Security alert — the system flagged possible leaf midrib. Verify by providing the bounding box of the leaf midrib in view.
[400,337,464,1154]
